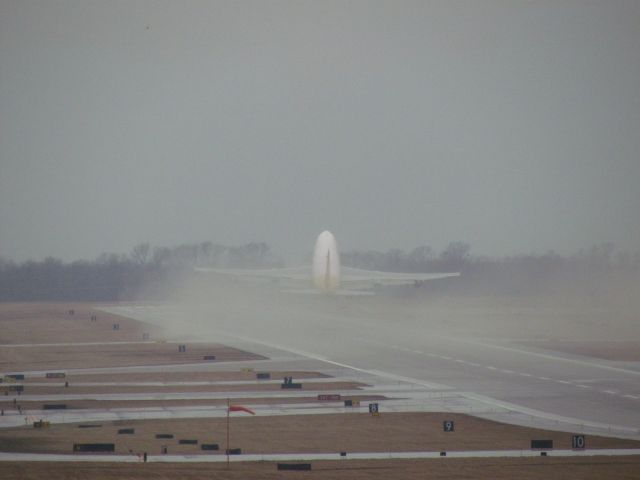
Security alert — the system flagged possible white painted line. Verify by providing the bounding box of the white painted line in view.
[0,395,494,428]
[457,339,640,377]
[1,357,300,377]
[0,341,157,348]
[604,390,617,395]
[5,387,392,402]
[2,449,640,463]
[21,377,358,388]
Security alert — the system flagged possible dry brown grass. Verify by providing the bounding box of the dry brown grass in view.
[0,303,155,345]
[0,303,265,372]
[2,456,640,480]
[0,413,638,455]
[0,343,266,372]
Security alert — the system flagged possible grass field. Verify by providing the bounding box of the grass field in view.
[3,457,640,480]
[1,413,638,455]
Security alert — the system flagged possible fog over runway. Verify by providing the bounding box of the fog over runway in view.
[101,291,640,440]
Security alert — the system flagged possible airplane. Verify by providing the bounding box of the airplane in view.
[196,230,460,295]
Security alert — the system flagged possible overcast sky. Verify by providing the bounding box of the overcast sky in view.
[1,0,639,263]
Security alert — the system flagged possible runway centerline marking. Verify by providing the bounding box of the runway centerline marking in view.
[446,337,640,377]
[351,336,640,399]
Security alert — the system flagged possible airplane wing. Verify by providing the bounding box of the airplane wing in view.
[196,265,459,293]
[340,267,460,290]
[194,266,311,282]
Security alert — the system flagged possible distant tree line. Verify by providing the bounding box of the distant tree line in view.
[342,241,640,296]
[0,241,280,301]
[1,240,638,301]
[342,241,474,273]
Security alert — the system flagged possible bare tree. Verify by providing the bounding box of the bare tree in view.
[131,242,151,265]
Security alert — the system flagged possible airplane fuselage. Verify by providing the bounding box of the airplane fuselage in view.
[312,230,341,292]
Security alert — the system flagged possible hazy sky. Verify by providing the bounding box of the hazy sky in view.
[1,0,639,262]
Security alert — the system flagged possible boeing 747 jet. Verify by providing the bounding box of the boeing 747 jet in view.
[197,231,459,295]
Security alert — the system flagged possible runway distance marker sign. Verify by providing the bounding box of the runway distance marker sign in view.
[317,394,341,401]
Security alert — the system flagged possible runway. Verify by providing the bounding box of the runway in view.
[100,301,640,440]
